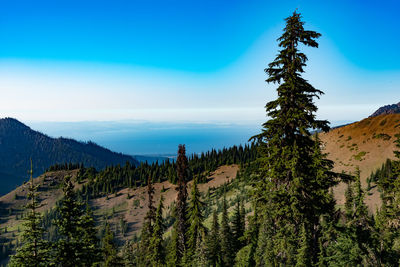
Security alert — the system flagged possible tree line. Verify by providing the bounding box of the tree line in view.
[76,144,256,198]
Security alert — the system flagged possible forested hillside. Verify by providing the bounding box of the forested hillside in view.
[0,144,256,265]
[0,118,138,194]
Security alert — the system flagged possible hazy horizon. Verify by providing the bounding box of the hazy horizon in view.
[1,0,399,125]
[24,118,354,156]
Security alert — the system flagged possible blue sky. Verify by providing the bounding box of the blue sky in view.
[0,0,399,124]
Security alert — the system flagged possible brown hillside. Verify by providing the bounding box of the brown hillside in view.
[0,165,239,245]
[0,170,80,227]
[320,114,400,211]
[90,164,239,243]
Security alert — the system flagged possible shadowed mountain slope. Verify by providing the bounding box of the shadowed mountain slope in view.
[370,102,400,117]
[0,118,138,194]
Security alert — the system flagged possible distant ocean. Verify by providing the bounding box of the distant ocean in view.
[28,121,262,156]
[28,120,351,157]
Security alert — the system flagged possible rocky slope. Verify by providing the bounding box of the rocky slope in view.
[370,102,400,117]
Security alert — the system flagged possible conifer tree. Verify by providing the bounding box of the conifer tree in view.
[166,228,179,267]
[207,210,221,267]
[327,168,378,265]
[344,181,355,219]
[192,231,208,267]
[375,133,400,264]
[238,206,258,267]
[186,178,206,260]
[150,196,165,266]
[240,199,245,231]
[137,177,156,266]
[252,11,339,264]
[232,197,245,253]
[101,223,122,267]
[79,203,101,266]
[295,224,312,267]
[53,175,84,266]
[175,144,189,264]
[220,196,234,267]
[121,240,136,267]
[9,161,49,267]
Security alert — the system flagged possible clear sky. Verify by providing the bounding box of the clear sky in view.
[1,0,399,124]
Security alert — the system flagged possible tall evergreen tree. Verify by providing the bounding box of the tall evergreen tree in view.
[207,210,221,267]
[220,196,234,267]
[252,11,340,265]
[79,203,101,266]
[375,133,400,264]
[238,205,259,267]
[53,175,84,266]
[192,231,208,267]
[9,161,49,267]
[121,240,136,267]
[166,228,179,267]
[344,180,355,219]
[150,196,165,266]
[186,178,206,261]
[327,168,378,265]
[232,197,245,253]
[175,144,189,264]
[137,177,156,266]
[101,223,122,267]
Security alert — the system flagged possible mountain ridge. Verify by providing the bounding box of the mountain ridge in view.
[370,102,400,117]
[0,117,138,194]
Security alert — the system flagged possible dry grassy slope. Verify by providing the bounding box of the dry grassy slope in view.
[320,114,400,212]
[0,170,81,245]
[90,164,239,243]
[0,170,80,226]
[0,165,239,245]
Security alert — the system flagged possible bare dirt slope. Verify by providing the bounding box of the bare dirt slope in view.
[0,170,79,227]
[90,164,239,243]
[320,114,400,211]
[0,165,239,244]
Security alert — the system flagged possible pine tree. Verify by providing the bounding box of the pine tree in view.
[53,175,84,266]
[175,144,189,264]
[252,11,339,265]
[344,180,355,219]
[9,161,49,267]
[101,223,122,267]
[137,177,156,265]
[186,178,206,261]
[79,203,101,266]
[166,228,179,267]
[192,231,208,267]
[295,224,311,267]
[327,168,378,266]
[375,133,400,264]
[150,196,165,266]
[232,197,245,253]
[121,240,136,267]
[238,205,258,267]
[220,196,234,267]
[207,210,221,267]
